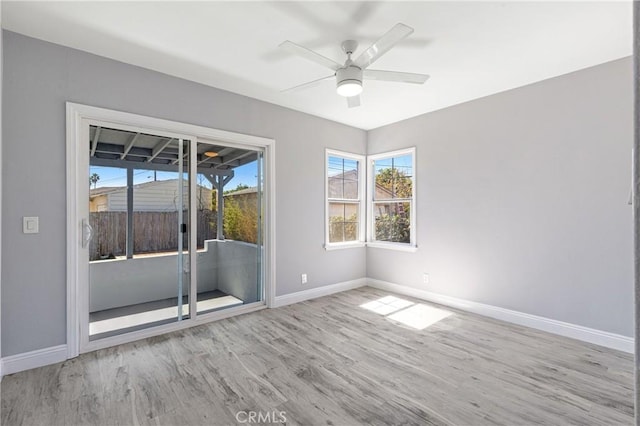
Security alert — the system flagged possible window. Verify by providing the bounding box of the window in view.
[326,150,365,248]
[369,148,416,248]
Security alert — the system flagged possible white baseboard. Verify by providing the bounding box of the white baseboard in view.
[1,344,68,376]
[273,278,367,308]
[367,279,634,354]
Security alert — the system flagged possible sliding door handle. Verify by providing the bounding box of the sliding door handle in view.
[630,148,635,206]
[82,219,94,248]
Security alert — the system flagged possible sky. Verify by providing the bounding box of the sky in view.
[90,160,259,191]
[374,154,413,177]
[327,153,413,177]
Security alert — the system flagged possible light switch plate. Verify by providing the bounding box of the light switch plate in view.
[23,216,39,234]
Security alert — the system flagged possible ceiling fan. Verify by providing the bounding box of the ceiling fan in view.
[279,23,429,108]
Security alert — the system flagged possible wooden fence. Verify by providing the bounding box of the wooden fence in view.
[90,210,216,261]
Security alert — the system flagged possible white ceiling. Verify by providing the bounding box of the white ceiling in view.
[2,1,632,130]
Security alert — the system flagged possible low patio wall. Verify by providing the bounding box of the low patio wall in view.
[90,239,259,312]
[216,240,260,304]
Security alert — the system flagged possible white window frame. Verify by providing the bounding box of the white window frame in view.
[325,149,366,250]
[367,147,417,252]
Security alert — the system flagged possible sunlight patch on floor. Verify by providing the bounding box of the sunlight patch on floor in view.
[360,295,414,315]
[360,295,453,330]
[387,303,452,330]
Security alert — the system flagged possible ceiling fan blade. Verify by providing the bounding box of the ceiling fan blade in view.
[279,40,341,71]
[364,69,429,84]
[354,23,414,69]
[282,75,334,93]
[347,95,361,108]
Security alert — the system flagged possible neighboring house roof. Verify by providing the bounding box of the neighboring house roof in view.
[90,179,204,199]
[328,170,396,199]
[90,179,214,212]
[89,186,123,197]
[375,182,394,199]
[225,187,257,196]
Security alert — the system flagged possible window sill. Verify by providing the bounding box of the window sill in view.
[366,242,418,252]
[324,242,366,251]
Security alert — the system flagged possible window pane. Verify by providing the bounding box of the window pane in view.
[132,170,185,257]
[326,151,363,246]
[374,202,411,243]
[89,166,127,260]
[329,202,359,243]
[329,220,344,243]
[374,154,413,200]
[222,159,260,245]
[328,156,359,200]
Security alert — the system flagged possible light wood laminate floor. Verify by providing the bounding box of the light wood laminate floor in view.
[1,287,634,425]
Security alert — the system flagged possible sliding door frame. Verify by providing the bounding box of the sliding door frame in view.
[66,103,276,358]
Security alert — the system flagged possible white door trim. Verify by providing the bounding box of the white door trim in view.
[66,102,276,357]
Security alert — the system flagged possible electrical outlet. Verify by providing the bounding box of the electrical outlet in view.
[423,273,429,284]
[301,273,308,284]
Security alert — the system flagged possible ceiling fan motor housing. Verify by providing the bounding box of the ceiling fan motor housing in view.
[280,24,427,103]
[336,65,363,90]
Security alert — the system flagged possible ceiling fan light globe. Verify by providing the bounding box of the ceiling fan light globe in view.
[336,66,364,97]
[337,80,362,97]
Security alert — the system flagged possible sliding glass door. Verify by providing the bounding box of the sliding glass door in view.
[84,125,264,343]
[87,127,192,340]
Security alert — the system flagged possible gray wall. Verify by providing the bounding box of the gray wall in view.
[368,57,634,337]
[1,31,367,356]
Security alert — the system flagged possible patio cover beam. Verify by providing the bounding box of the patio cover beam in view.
[90,158,233,176]
[209,173,235,240]
[120,132,141,159]
[147,138,174,162]
[197,147,235,166]
[90,126,102,157]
